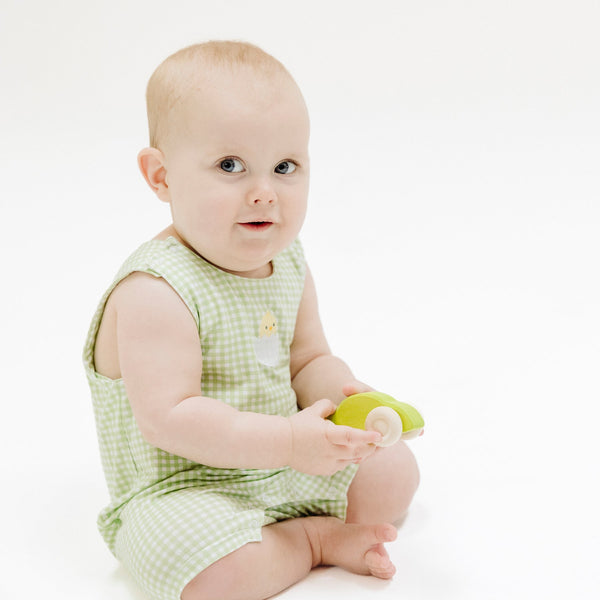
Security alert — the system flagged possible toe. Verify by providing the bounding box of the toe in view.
[365,547,396,579]
[375,523,398,543]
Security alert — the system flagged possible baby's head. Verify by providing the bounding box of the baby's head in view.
[146,42,302,150]
[139,41,310,278]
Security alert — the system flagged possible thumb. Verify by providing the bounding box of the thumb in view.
[342,381,373,397]
[309,398,337,419]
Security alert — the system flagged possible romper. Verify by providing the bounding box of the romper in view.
[82,236,359,600]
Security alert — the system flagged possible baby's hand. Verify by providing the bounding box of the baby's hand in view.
[341,380,373,398]
[287,399,381,476]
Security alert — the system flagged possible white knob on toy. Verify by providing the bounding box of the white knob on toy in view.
[365,406,403,447]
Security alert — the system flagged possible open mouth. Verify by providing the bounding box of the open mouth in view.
[239,221,273,231]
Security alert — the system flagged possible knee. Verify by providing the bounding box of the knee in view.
[380,442,420,518]
[402,444,420,509]
[346,442,420,524]
[398,442,420,497]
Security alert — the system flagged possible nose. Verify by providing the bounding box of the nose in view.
[247,177,277,205]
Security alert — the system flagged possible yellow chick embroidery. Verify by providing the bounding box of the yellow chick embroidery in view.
[254,310,280,367]
[258,311,277,338]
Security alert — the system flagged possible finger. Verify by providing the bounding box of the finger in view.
[358,442,379,460]
[337,454,370,467]
[310,398,337,419]
[326,423,382,447]
[337,438,380,465]
[353,439,379,460]
[341,381,374,397]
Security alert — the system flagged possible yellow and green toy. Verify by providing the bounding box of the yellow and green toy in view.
[329,392,425,447]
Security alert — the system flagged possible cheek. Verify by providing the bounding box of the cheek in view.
[293,190,309,221]
[285,182,308,211]
[176,180,228,219]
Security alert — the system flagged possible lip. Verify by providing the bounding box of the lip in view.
[238,221,274,231]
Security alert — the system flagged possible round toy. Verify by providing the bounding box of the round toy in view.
[329,391,424,447]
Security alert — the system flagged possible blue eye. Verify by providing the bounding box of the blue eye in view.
[274,161,296,174]
[220,158,244,173]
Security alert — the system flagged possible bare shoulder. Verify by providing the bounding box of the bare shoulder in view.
[115,272,199,343]
[113,271,186,311]
[93,271,198,380]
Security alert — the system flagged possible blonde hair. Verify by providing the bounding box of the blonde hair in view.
[145,41,295,149]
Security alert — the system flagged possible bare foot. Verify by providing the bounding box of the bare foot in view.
[307,518,397,579]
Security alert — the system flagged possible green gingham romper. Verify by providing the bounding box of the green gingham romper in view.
[83,236,359,600]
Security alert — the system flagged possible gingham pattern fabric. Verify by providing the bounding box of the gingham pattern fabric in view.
[83,236,358,600]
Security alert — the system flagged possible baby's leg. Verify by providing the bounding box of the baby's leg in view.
[181,517,397,600]
[346,441,420,524]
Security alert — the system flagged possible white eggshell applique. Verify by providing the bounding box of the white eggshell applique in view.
[254,310,280,367]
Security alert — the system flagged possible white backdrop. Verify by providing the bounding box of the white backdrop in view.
[1,1,599,598]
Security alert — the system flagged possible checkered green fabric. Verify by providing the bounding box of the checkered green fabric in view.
[83,236,358,600]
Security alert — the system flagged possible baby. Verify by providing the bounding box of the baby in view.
[83,41,420,600]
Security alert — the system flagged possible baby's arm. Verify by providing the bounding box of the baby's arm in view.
[291,267,370,409]
[113,272,379,475]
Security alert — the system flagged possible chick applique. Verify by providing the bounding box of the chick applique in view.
[254,310,280,367]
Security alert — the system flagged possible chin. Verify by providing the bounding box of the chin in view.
[223,252,275,278]
[230,243,281,271]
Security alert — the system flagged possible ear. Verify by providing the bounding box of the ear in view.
[137,147,170,203]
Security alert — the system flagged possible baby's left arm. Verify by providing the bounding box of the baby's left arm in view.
[290,267,369,409]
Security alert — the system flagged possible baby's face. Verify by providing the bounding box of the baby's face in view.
[160,68,310,278]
